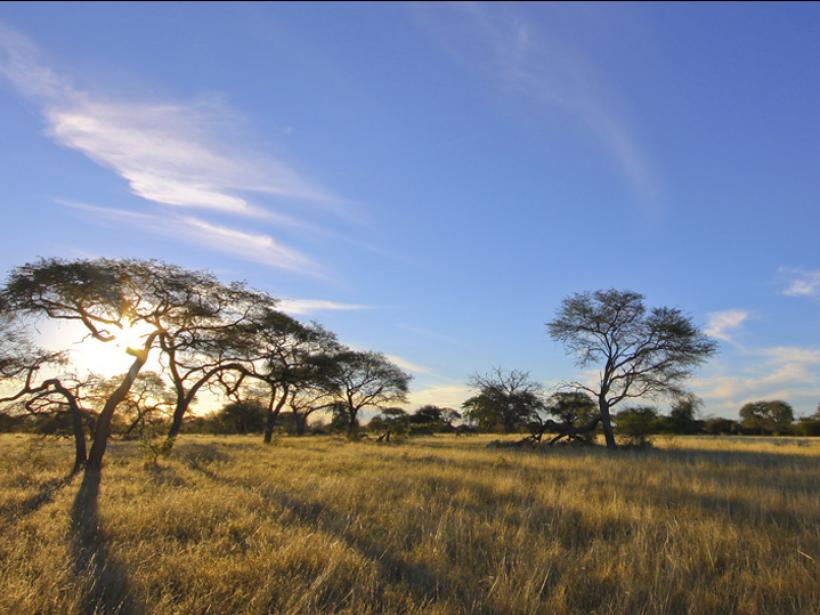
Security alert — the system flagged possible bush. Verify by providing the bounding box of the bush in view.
[615,406,659,446]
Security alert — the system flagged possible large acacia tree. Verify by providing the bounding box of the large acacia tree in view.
[222,309,340,443]
[547,289,716,449]
[157,281,270,440]
[0,258,264,470]
[323,351,411,435]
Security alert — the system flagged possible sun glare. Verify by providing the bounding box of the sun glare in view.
[115,318,147,353]
[37,319,161,379]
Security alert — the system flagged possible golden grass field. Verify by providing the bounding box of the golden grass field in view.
[0,433,818,614]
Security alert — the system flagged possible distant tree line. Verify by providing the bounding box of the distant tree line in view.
[452,366,820,443]
[2,263,817,478]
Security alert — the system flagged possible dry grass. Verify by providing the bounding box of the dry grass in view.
[0,433,818,614]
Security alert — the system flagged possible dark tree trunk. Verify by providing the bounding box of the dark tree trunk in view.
[86,351,150,470]
[599,396,617,450]
[68,399,87,474]
[294,414,307,436]
[263,389,277,444]
[167,401,186,439]
[263,412,276,443]
[347,407,359,436]
[263,385,289,444]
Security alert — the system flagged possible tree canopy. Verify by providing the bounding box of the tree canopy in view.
[547,289,717,449]
[463,368,543,433]
[322,351,411,435]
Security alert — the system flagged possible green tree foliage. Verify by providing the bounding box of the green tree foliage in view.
[794,405,820,436]
[407,405,461,433]
[659,395,704,435]
[462,368,543,433]
[545,392,598,426]
[614,406,660,446]
[369,407,411,439]
[702,416,740,435]
[547,289,717,449]
[215,401,267,435]
[739,400,795,435]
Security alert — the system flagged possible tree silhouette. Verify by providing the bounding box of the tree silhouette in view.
[548,289,717,449]
[323,351,411,435]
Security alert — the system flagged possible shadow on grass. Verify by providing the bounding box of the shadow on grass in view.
[0,474,74,530]
[70,470,141,614]
[187,460,443,610]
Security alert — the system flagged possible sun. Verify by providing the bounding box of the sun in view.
[36,318,161,379]
[114,318,149,353]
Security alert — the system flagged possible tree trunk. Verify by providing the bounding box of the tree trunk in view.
[263,385,289,444]
[69,400,87,474]
[599,396,617,450]
[263,388,277,444]
[86,351,150,470]
[347,407,358,436]
[52,381,87,474]
[263,412,276,443]
[167,400,186,439]
[294,414,307,436]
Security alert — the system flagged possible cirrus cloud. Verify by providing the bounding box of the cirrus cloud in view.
[705,309,749,342]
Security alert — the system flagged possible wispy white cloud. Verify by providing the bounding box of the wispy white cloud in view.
[414,4,660,201]
[705,309,749,342]
[405,384,472,409]
[779,267,820,298]
[0,26,335,216]
[692,344,820,415]
[277,299,369,315]
[60,201,318,274]
[758,346,820,365]
[385,354,433,375]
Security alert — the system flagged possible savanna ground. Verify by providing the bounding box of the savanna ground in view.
[0,434,818,615]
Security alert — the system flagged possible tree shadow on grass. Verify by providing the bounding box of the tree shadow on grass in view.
[70,470,141,614]
[0,474,73,530]
[189,464,444,610]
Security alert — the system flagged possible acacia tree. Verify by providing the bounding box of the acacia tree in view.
[0,316,89,473]
[323,351,411,435]
[370,407,411,440]
[739,400,794,435]
[0,258,267,470]
[0,259,166,470]
[285,359,340,436]
[157,281,270,440]
[663,394,703,434]
[547,289,717,449]
[463,368,543,433]
[227,310,340,443]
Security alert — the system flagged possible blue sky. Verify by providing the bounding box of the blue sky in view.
[1,3,819,418]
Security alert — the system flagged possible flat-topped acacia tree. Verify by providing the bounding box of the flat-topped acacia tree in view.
[323,351,411,435]
[0,258,262,470]
[158,284,272,440]
[227,310,340,443]
[547,289,717,449]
